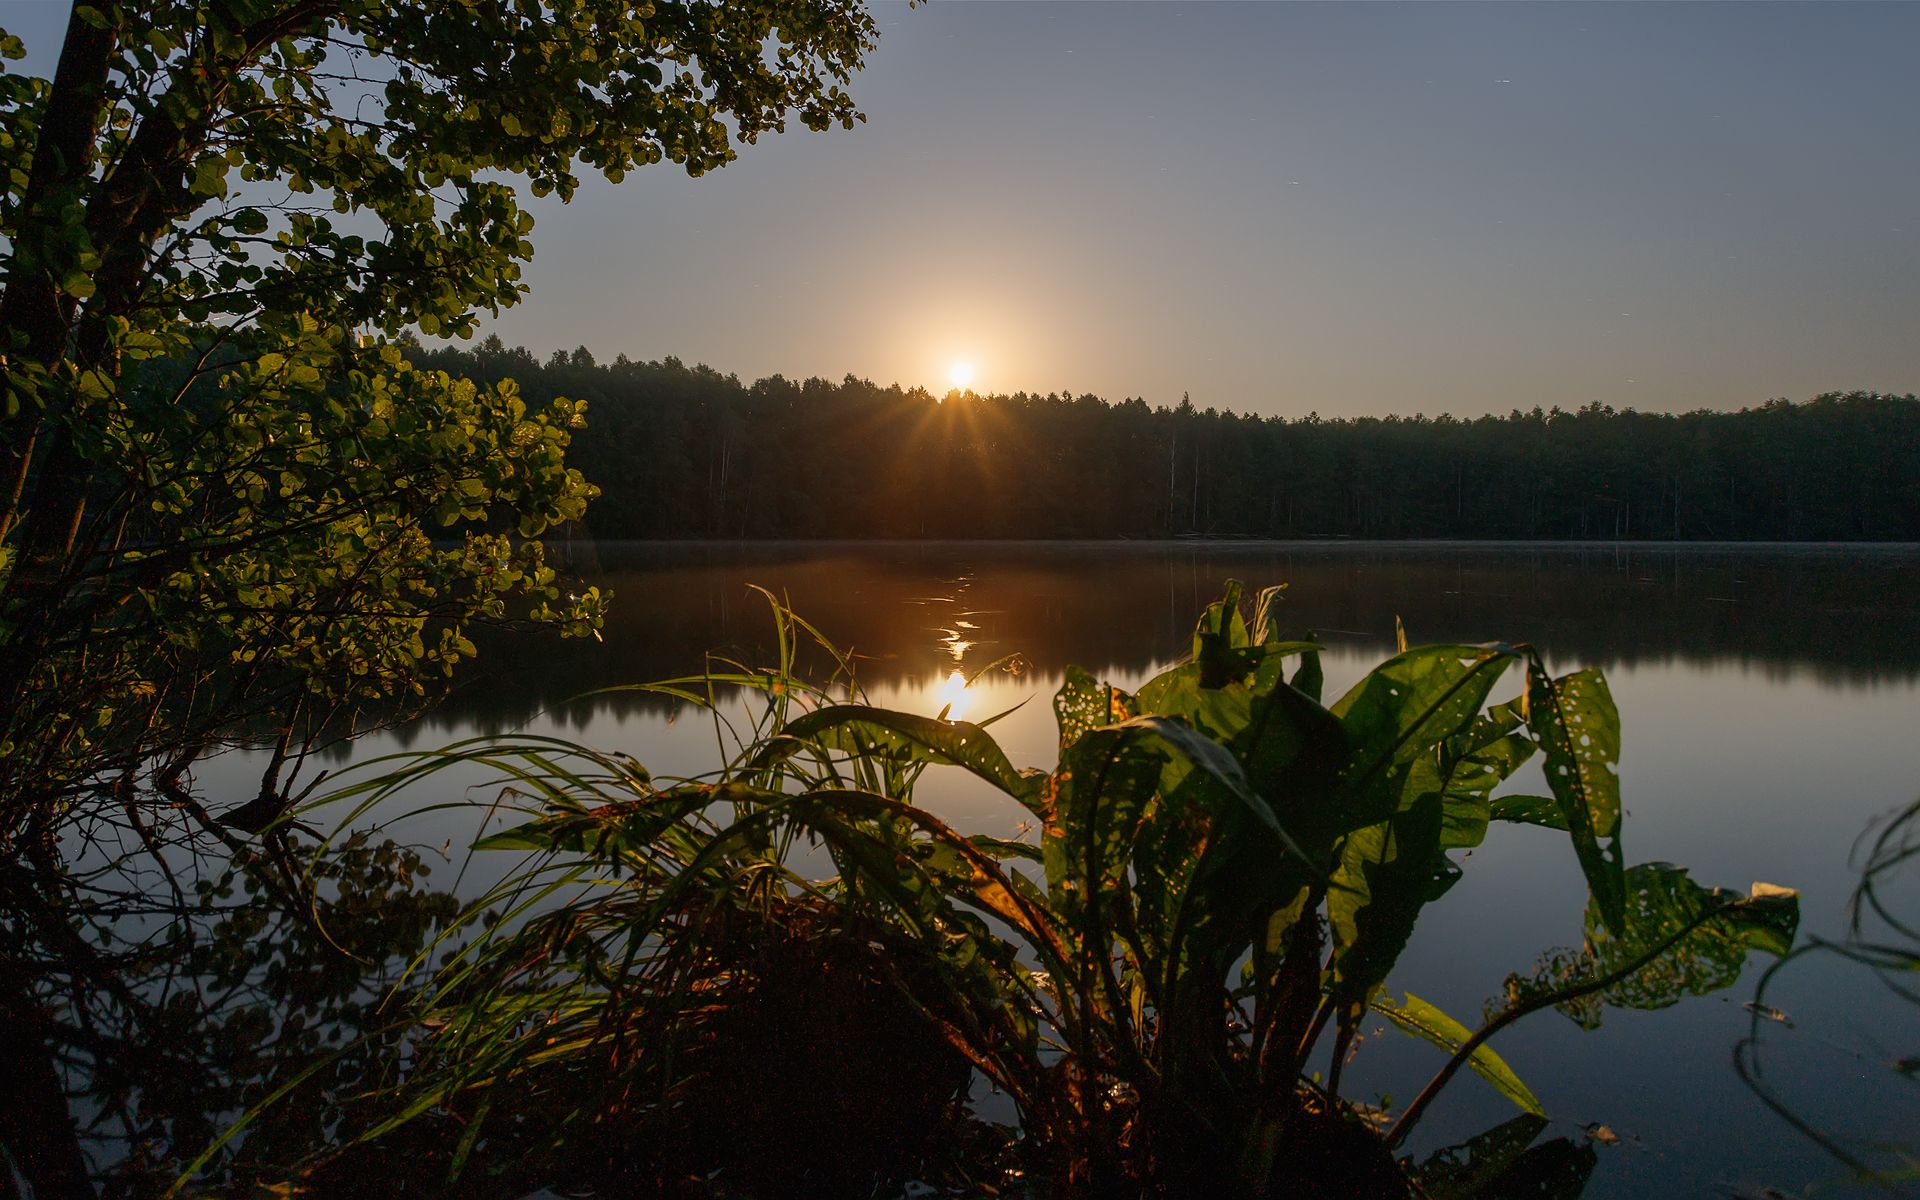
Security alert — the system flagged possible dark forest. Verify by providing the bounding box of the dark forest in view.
[416,338,1920,541]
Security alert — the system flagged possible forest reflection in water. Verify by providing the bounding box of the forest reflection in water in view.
[420,540,1920,740]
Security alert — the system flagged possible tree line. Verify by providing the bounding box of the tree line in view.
[413,339,1920,541]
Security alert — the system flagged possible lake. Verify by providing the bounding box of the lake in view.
[224,540,1920,1196]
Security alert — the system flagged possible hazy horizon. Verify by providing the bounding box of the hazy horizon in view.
[9,1,1917,419]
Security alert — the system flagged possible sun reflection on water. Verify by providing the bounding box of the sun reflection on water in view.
[932,668,972,720]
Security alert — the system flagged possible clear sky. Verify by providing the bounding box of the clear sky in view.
[8,2,1918,417]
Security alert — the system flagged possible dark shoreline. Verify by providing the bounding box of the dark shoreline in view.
[557,536,1920,549]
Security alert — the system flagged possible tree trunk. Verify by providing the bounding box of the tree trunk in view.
[0,8,118,550]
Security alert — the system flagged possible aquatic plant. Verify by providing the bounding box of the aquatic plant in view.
[290,584,1799,1198]
[1736,792,1920,1189]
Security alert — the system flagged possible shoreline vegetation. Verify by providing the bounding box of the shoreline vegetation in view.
[546,535,1920,547]
[411,338,1920,544]
[247,584,1797,1198]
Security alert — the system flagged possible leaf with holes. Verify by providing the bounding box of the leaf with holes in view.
[1525,661,1626,934]
[1332,644,1519,827]
[1438,698,1539,849]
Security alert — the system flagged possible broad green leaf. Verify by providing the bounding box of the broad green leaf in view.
[1053,665,1135,753]
[1140,660,1309,783]
[755,704,1043,810]
[1332,644,1518,824]
[1042,723,1165,926]
[1046,711,1315,997]
[1515,864,1801,1030]
[1525,661,1626,934]
[1488,794,1567,831]
[1590,865,1800,1010]
[1437,800,1488,852]
[192,154,230,198]
[1437,698,1538,849]
[1113,713,1318,874]
[1135,642,1345,861]
[73,369,112,401]
[1413,1113,1551,1200]
[1481,1139,1597,1199]
[1373,992,1545,1117]
[1327,793,1448,1006]
[1419,1122,1595,1200]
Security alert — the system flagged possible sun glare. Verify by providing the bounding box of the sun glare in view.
[947,360,976,391]
[933,668,972,721]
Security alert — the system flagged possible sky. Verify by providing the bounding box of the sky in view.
[7,1,1919,418]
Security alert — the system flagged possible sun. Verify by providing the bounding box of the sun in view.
[947,360,976,390]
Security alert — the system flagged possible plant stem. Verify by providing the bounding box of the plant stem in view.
[1385,902,1737,1148]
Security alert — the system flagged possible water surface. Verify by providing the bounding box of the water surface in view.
[269,541,1920,1195]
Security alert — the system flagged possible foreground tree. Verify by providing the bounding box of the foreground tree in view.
[0,2,877,1193]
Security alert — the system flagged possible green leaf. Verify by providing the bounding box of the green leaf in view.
[1373,991,1545,1117]
[1488,794,1567,831]
[1525,661,1626,934]
[1438,699,1539,849]
[1043,710,1317,992]
[1044,721,1167,916]
[1117,714,1300,856]
[1140,659,1317,780]
[1332,643,1518,824]
[192,154,230,199]
[1134,633,1344,859]
[1053,665,1135,753]
[1189,578,1252,686]
[1591,865,1799,1010]
[967,834,1042,863]
[1516,864,1801,1031]
[756,704,1043,810]
[1412,1113,1551,1200]
[73,369,111,401]
[473,786,712,857]
[1415,1118,1596,1200]
[1327,793,1449,1006]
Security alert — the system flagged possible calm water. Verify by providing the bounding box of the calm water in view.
[248,541,1920,1195]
